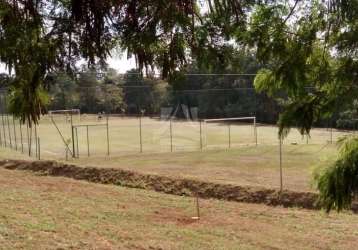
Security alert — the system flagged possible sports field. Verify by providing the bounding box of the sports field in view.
[0,115,352,192]
[4,115,350,157]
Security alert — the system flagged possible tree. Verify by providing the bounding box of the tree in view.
[47,72,78,110]
[0,0,200,124]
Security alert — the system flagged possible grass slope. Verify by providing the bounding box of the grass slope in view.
[0,168,357,250]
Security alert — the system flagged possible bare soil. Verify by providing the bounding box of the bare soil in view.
[0,159,320,209]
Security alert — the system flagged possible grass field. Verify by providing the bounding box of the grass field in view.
[0,115,348,192]
[0,167,357,250]
[2,115,351,158]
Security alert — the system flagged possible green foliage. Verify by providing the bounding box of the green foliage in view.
[7,84,49,126]
[314,136,358,212]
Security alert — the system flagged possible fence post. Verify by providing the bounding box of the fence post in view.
[34,124,38,158]
[86,125,90,157]
[199,120,202,151]
[254,117,258,146]
[279,137,283,193]
[26,121,31,156]
[75,127,79,158]
[12,116,17,150]
[228,123,231,148]
[106,115,109,156]
[1,99,6,147]
[0,114,2,146]
[19,121,24,153]
[37,137,41,160]
[70,113,75,157]
[139,115,143,153]
[170,119,173,152]
[6,113,12,148]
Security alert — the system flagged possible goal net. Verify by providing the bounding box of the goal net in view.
[203,116,257,148]
[48,109,81,123]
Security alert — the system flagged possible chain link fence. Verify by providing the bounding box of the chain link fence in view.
[0,74,356,191]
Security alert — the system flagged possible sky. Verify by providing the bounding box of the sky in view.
[0,52,137,75]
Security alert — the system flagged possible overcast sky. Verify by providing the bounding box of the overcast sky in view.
[0,52,137,74]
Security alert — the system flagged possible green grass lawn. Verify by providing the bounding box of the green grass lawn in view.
[0,141,337,192]
[0,167,357,250]
[0,115,345,192]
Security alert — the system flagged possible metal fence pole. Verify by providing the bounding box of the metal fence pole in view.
[254,117,258,146]
[279,137,283,193]
[37,137,41,160]
[86,125,90,157]
[34,124,38,158]
[106,115,109,156]
[139,115,143,153]
[228,123,231,148]
[19,121,24,153]
[0,114,2,146]
[75,127,79,158]
[6,113,12,148]
[12,116,17,150]
[170,119,173,152]
[199,120,202,151]
[26,121,31,156]
[1,98,6,147]
[70,113,75,157]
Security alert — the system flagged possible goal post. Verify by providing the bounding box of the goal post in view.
[203,116,257,148]
[48,109,81,122]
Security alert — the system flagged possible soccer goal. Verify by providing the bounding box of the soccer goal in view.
[203,116,257,148]
[48,109,81,123]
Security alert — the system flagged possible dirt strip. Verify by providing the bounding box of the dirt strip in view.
[0,159,324,210]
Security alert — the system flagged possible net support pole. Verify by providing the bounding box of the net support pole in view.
[139,115,143,153]
[106,115,109,156]
[279,137,283,194]
[199,120,203,151]
[86,125,90,157]
[12,116,17,151]
[170,119,173,152]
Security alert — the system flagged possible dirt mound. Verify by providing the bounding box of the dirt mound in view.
[0,159,320,209]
